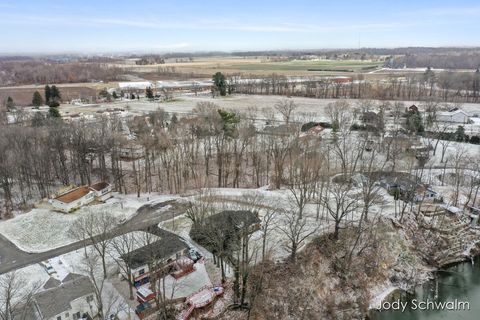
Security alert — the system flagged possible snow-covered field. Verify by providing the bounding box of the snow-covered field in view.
[0,192,176,253]
[63,94,480,126]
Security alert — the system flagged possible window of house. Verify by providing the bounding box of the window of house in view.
[57,316,62,320]
[65,313,69,318]
[139,268,145,275]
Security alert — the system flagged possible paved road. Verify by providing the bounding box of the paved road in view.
[0,200,187,275]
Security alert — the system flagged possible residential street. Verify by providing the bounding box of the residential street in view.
[0,199,187,275]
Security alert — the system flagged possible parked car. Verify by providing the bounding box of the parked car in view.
[40,261,56,275]
[188,248,202,262]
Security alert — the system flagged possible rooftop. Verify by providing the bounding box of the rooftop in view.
[90,181,110,191]
[35,274,94,319]
[121,235,189,270]
[54,186,92,204]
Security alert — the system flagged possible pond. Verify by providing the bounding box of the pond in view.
[369,256,480,320]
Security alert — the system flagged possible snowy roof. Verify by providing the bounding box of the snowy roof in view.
[440,204,462,214]
[437,109,470,117]
[118,81,152,89]
[137,286,154,297]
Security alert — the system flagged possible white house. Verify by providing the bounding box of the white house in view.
[436,110,471,124]
[89,181,113,202]
[50,186,95,213]
[32,273,97,320]
[50,182,112,213]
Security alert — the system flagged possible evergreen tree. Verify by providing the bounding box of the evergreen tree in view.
[212,72,227,96]
[218,109,239,137]
[112,91,118,99]
[45,85,61,107]
[50,85,61,100]
[32,91,44,107]
[45,85,51,103]
[49,106,61,118]
[406,112,424,134]
[6,96,14,110]
[455,126,466,142]
[145,87,154,100]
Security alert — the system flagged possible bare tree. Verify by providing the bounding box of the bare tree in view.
[70,210,118,278]
[0,272,41,320]
[274,99,298,124]
[108,232,138,300]
[321,182,358,240]
[80,249,127,320]
[278,208,318,262]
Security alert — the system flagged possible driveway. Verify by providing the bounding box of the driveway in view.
[0,199,187,275]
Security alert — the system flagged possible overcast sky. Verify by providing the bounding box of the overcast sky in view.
[1,0,480,54]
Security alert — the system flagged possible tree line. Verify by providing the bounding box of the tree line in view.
[229,69,480,103]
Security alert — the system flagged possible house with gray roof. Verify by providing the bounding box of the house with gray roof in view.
[121,235,189,287]
[32,273,97,320]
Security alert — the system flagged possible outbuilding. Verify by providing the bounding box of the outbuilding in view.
[436,110,471,124]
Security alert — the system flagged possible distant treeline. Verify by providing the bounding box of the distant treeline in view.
[388,53,480,69]
[0,60,123,86]
[232,70,480,103]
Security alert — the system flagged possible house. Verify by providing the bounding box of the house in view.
[50,186,95,213]
[436,110,471,124]
[414,187,441,202]
[89,181,112,201]
[121,235,189,287]
[380,175,424,201]
[50,182,112,213]
[32,273,97,320]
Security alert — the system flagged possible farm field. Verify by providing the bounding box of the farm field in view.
[220,59,382,72]
[116,56,383,77]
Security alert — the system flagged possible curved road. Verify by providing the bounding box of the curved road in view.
[0,200,187,275]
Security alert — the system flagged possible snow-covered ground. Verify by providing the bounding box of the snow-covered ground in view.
[0,192,178,253]
[137,261,212,300]
[369,284,398,310]
[0,231,164,319]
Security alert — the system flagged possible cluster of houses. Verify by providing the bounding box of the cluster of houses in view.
[376,174,480,227]
[125,210,260,319]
